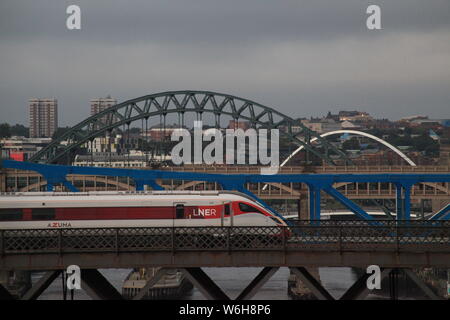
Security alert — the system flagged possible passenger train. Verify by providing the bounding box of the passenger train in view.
[0,190,287,230]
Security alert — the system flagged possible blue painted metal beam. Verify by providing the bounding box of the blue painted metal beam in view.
[3,160,450,186]
[2,160,450,223]
[308,187,316,221]
[314,188,321,221]
[395,184,403,220]
[429,203,450,221]
[323,186,375,221]
[403,184,412,221]
[62,180,79,192]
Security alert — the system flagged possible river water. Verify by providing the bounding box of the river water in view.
[36,267,367,300]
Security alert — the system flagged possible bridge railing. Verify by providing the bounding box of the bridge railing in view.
[1,222,449,255]
[289,219,450,227]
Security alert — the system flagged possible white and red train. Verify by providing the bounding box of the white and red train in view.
[0,191,287,229]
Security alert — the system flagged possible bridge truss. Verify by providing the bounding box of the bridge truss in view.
[1,160,449,300]
[29,90,350,165]
[2,160,449,221]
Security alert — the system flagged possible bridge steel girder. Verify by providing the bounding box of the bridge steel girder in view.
[15,269,123,300]
[0,284,14,300]
[339,268,392,300]
[181,268,230,300]
[182,267,280,300]
[80,269,123,300]
[289,267,334,300]
[21,270,62,300]
[2,160,450,222]
[2,250,449,272]
[429,203,450,221]
[132,268,167,300]
[235,267,280,300]
[402,269,444,300]
[323,186,376,221]
[28,90,349,165]
[289,267,444,300]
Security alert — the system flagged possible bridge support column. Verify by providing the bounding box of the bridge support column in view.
[308,188,315,221]
[389,269,399,300]
[81,269,123,300]
[181,268,229,300]
[298,193,309,220]
[308,187,321,222]
[396,184,404,220]
[403,186,411,221]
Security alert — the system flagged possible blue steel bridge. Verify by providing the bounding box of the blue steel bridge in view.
[1,158,449,300]
[6,90,448,217]
[0,91,449,300]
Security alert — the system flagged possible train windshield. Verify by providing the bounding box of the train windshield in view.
[238,202,264,214]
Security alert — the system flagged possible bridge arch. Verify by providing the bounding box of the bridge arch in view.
[280,129,417,167]
[261,130,416,192]
[30,90,349,165]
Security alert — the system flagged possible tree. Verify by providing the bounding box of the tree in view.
[342,137,360,150]
[0,123,11,138]
[10,124,29,137]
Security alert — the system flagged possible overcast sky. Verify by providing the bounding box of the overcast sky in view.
[0,0,449,126]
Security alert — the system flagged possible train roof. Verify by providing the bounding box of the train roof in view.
[0,190,264,208]
[1,190,247,199]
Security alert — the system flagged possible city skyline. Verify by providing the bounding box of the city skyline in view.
[1,1,449,126]
[1,97,449,130]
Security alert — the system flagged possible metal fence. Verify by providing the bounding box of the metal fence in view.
[1,221,449,255]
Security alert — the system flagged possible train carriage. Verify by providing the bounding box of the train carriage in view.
[0,191,288,251]
[0,190,286,229]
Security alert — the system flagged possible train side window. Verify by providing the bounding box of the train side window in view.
[224,204,230,216]
[0,209,23,221]
[175,204,184,219]
[238,202,263,214]
[32,208,56,220]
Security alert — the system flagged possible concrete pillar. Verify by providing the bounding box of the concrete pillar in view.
[298,193,309,220]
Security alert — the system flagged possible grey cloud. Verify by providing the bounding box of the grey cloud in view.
[0,0,449,126]
[1,0,449,44]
